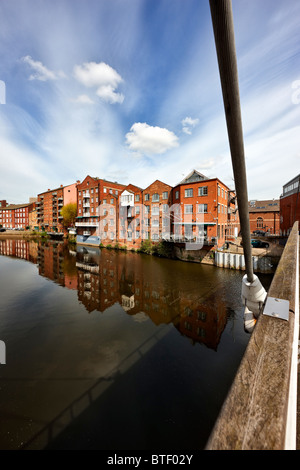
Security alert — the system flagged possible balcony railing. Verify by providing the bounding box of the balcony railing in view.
[75,222,99,227]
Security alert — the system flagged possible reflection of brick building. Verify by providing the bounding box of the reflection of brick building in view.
[75,249,227,350]
[37,242,77,289]
[0,239,38,263]
[280,174,300,236]
[248,200,280,235]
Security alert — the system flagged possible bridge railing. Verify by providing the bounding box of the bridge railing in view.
[206,221,299,450]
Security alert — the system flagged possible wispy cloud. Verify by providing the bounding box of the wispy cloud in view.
[181,117,199,135]
[22,55,65,81]
[73,61,124,104]
[71,94,94,105]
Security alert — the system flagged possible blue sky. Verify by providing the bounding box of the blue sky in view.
[0,0,299,203]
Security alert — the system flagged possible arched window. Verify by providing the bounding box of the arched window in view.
[257,217,263,228]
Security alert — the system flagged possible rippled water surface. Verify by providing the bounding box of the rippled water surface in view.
[0,239,272,450]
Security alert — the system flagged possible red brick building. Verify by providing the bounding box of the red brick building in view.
[76,175,126,245]
[142,180,173,243]
[171,170,236,248]
[74,170,239,249]
[280,174,300,236]
[0,202,35,230]
[37,182,78,233]
[248,199,280,235]
[117,184,143,248]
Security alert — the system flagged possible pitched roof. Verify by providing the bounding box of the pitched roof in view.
[0,203,33,210]
[178,169,208,185]
[248,199,280,212]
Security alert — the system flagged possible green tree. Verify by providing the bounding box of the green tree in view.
[60,203,77,228]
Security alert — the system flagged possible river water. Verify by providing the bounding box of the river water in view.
[0,238,272,450]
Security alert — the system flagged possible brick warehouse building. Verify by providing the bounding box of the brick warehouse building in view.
[75,175,126,245]
[0,201,36,230]
[37,182,78,233]
[248,199,280,235]
[280,174,300,235]
[74,170,239,249]
[117,183,144,248]
[171,170,238,247]
[142,179,173,243]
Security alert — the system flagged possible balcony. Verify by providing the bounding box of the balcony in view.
[75,222,99,227]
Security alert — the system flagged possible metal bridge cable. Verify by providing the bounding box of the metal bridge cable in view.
[209,0,254,283]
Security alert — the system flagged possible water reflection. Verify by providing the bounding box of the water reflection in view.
[0,238,272,450]
[0,239,235,351]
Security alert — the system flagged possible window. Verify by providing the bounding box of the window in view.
[152,193,159,202]
[135,194,140,202]
[184,204,193,214]
[197,204,208,213]
[152,219,159,227]
[218,186,220,196]
[162,191,168,200]
[152,205,159,215]
[257,217,264,228]
[175,190,179,199]
[185,188,193,198]
[162,204,169,213]
[144,193,149,201]
[198,186,208,196]
[144,206,150,214]
[136,206,140,214]
[104,188,107,193]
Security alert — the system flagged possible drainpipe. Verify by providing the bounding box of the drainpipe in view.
[209,0,266,332]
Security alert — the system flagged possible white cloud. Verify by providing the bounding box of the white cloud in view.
[22,55,65,81]
[125,122,179,155]
[181,116,199,134]
[71,94,94,105]
[73,61,124,104]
